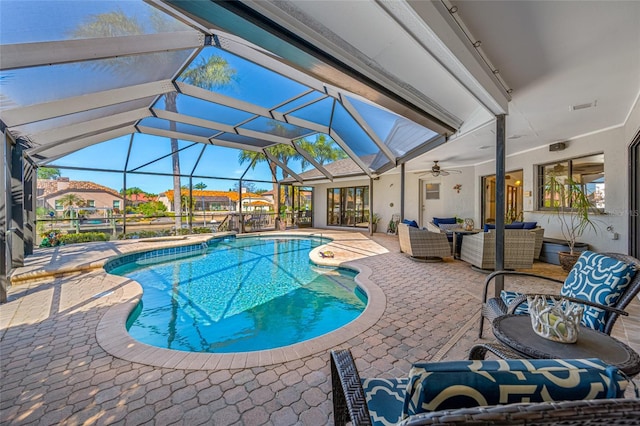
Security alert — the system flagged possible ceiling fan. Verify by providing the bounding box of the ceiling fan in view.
[417,161,462,177]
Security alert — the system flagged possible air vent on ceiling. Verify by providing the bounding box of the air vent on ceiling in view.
[570,100,597,111]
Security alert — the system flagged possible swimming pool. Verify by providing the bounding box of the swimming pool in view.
[108,236,366,353]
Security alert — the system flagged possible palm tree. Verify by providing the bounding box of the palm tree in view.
[194,182,207,225]
[72,10,236,233]
[298,134,348,169]
[57,193,85,218]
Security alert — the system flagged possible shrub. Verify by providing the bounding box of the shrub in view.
[58,232,110,244]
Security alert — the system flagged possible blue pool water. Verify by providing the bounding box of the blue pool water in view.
[109,237,366,353]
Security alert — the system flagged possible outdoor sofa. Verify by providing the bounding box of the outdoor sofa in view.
[459,229,536,270]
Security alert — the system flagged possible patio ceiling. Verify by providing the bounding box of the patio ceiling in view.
[0,0,491,184]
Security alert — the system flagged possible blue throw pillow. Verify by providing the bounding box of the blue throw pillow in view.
[433,217,456,226]
[523,221,538,229]
[402,219,419,228]
[483,224,495,232]
[499,290,530,314]
[561,251,638,331]
[362,378,409,426]
[402,358,627,418]
[505,222,525,229]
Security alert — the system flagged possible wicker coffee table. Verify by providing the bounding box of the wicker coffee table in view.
[490,315,640,376]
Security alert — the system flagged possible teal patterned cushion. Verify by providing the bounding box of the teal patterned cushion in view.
[362,377,409,426]
[499,290,530,314]
[402,358,627,418]
[560,251,637,331]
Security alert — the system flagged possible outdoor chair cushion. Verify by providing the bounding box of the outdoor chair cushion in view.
[512,221,538,229]
[402,358,628,418]
[362,378,409,426]
[402,219,419,228]
[432,217,456,226]
[560,251,638,331]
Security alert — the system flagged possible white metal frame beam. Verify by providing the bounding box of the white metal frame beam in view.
[30,108,152,147]
[2,80,174,127]
[33,126,137,165]
[0,32,205,71]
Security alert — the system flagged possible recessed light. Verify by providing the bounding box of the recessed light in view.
[570,100,597,111]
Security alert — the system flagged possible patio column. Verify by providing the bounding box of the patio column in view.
[369,177,374,236]
[400,163,405,221]
[1,132,8,302]
[239,179,244,233]
[494,114,506,295]
[23,158,35,256]
[8,138,25,269]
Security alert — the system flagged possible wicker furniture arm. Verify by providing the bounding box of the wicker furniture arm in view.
[398,399,640,425]
[331,349,372,426]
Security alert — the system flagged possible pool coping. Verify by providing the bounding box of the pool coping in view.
[95,232,387,369]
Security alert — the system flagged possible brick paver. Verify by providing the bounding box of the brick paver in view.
[1,231,638,425]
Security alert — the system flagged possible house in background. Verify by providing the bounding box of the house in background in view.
[37,178,123,215]
[158,189,273,213]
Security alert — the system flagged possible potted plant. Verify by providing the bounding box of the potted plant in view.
[546,175,599,271]
[371,213,382,233]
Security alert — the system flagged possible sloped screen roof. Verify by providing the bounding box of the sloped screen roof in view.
[0,0,445,184]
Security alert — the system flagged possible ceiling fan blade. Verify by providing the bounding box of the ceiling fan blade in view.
[440,170,450,176]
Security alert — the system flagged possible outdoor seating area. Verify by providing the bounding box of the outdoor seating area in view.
[2,230,639,424]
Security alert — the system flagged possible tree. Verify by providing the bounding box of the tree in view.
[72,11,236,233]
[298,134,348,168]
[137,201,167,218]
[37,167,61,180]
[57,193,85,217]
[194,182,207,225]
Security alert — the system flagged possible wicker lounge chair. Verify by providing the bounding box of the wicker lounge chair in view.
[460,229,536,270]
[398,223,451,261]
[330,349,640,425]
[478,251,640,338]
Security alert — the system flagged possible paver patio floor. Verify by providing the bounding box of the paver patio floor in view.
[1,230,638,425]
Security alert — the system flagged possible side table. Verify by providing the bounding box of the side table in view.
[489,315,640,376]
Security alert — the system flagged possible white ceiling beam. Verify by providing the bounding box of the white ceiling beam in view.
[137,126,210,144]
[176,81,271,117]
[2,80,173,127]
[30,108,151,147]
[152,108,235,133]
[209,138,265,153]
[152,108,294,145]
[32,126,136,164]
[0,31,205,71]
[386,0,509,114]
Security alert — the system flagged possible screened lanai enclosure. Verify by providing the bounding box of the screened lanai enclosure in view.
[0,0,479,301]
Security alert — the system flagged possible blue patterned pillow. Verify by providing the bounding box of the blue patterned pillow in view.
[499,290,530,314]
[402,358,627,418]
[362,378,408,426]
[561,251,638,331]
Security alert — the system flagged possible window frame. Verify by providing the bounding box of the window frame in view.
[537,153,605,212]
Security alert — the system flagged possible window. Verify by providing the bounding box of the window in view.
[538,153,604,210]
[326,186,369,227]
[55,200,63,210]
[113,200,121,209]
[425,183,440,200]
[87,200,95,207]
